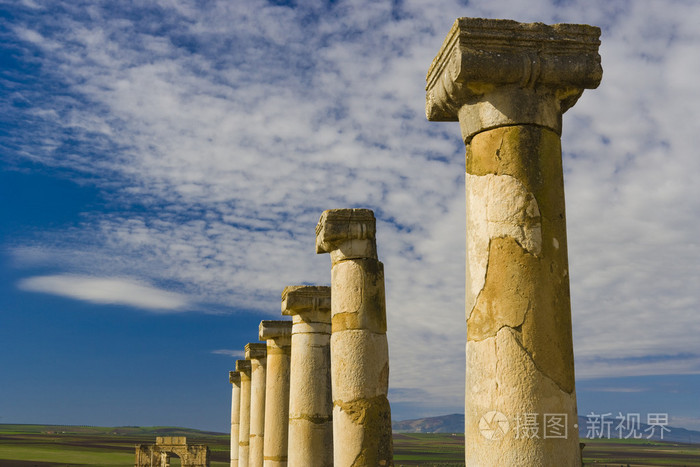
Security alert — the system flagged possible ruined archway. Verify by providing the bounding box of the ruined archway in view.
[135,437,209,467]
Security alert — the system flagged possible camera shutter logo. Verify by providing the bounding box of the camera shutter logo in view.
[479,411,510,440]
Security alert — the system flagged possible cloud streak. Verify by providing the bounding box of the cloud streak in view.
[211,349,246,358]
[17,275,190,311]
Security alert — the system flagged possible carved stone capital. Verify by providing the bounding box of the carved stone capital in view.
[245,343,267,360]
[281,285,331,318]
[235,359,251,374]
[426,17,602,141]
[315,208,377,262]
[259,320,292,340]
[229,371,240,384]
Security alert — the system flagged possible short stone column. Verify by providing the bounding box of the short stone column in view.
[425,17,602,466]
[230,371,241,467]
[316,209,393,466]
[235,359,252,467]
[281,285,333,467]
[246,343,267,467]
[259,320,293,467]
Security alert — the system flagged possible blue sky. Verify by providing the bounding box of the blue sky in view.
[1,0,699,433]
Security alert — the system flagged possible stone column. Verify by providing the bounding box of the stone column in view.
[246,343,267,467]
[281,285,333,467]
[425,17,602,466]
[230,371,241,467]
[236,359,252,467]
[259,320,293,467]
[316,209,393,466]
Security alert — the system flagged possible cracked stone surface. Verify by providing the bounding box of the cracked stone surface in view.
[426,17,601,464]
[461,125,579,467]
[316,209,394,467]
[467,126,576,393]
[465,327,580,466]
[465,172,542,317]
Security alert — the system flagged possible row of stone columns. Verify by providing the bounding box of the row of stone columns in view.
[228,15,601,467]
[229,209,393,467]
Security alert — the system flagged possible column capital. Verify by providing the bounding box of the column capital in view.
[245,343,267,360]
[315,208,377,262]
[236,359,251,374]
[281,285,331,316]
[259,320,292,340]
[229,371,240,384]
[426,17,602,141]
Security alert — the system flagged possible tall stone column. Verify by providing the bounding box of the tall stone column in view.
[259,320,293,467]
[236,359,252,467]
[246,343,267,467]
[230,371,241,467]
[425,17,602,466]
[281,285,333,467]
[316,209,393,467]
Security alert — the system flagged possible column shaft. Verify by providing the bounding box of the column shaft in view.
[230,371,241,467]
[247,343,267,467]
[425,17,602,466]
[465,124,580,464]
[316,209,394,467]
[236,360,252,467]
[260,320,293,467]
[282,286,333,467]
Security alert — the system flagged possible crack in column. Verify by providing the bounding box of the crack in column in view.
[497,326,573,395]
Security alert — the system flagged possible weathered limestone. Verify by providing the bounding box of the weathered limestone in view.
[316,209,393,467]
[235,359,252,467]
[246,343,267,467]
[259,320,293,467]
[426,17,602,466]
[229,371,241,467]
[281,286,333,467]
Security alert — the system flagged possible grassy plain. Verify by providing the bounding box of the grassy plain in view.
[0,425,230,466]
[1,425,699,466]
[392,433,700,467]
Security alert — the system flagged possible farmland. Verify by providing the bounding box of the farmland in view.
[1,425,699,466]
[0,425,229,466]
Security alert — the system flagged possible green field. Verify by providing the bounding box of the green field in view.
[393,433,465,466]
[393,434,700,467]
[0,425,230,466]
[1,425,699,466]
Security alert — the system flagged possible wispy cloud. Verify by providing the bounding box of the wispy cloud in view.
[17,275,190,312]
[211,349,245,358]
[669,415,700,432]
[585,386,648,393]
[576,354,700,380]
[3,0,700,412]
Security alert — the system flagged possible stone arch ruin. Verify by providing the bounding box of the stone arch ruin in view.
[134,437,209,467]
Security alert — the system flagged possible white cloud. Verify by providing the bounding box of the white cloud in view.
[17,275,190,312]
[576,355,700,380]
[585,386,648,394]
[211,349,246,358]
[4,0,700,413]
[669,415,700,431]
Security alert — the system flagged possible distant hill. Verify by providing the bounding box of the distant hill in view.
[392,414,700,444]
[393,413,464,433]
[0,424,226,438]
